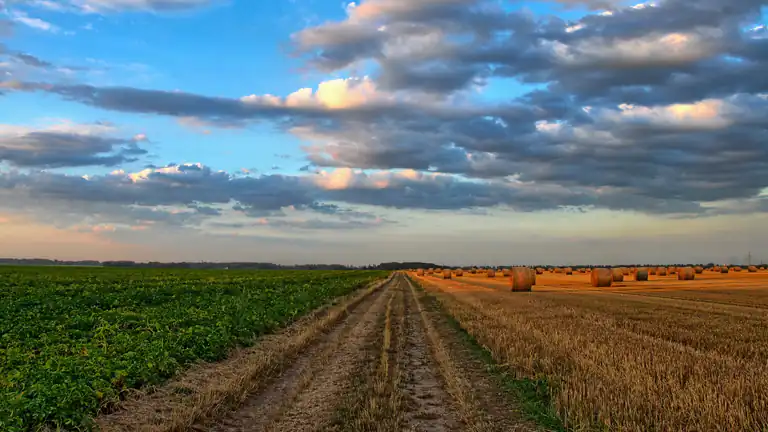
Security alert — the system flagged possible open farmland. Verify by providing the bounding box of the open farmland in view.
[5,265,768,432]
[0,266,387,430]
[413,268,768,432]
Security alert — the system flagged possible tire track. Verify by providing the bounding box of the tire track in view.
[195,276,395,432]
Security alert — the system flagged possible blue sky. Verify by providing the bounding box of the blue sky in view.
[0,0,767,265]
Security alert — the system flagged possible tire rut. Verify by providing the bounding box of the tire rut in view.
[197,273,395,432]
[401,276,463,432]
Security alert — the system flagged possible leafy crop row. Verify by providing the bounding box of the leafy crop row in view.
[0,266,388,430]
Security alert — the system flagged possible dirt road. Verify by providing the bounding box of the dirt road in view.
[194,273,538,432]
[98,272,540,432]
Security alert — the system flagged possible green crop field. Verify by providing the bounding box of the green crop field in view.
[0,266,388,431]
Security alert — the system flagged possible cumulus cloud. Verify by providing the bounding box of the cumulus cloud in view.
[1,0,768,233]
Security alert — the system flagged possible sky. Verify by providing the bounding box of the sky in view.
[0,0,767,266]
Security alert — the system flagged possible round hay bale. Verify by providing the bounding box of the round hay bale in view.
[678,267,695,280]
[649,268,656,275]
[591,268,613,287]
[554,268,563,274]
[668,267,676,274]
[694,266,704,274]
[443,270,452,279]
[486,269,496,278]
[721,266,729,273]
[748,266,757,273]
[454,269,464,276]
[502,268,512,277]
[611,268,624,282]
[622,267,630,276]
[416,269,425,276]
[731,266,742,272]
[510,267,533,292]
[535,267,544,275]
[635,268,649,281]
[565,267,573,275]
[657,267,667,276]
[712,266,720,272]
[529,268,537,286]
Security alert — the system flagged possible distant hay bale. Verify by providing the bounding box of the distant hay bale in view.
[487,269,496,278]
[535,268,544,275]
[502,268,512,277]
[510,267,534,292]
[591,268,613,287]
[721,267,729,273]
[748,266,758,273]
[470,269,477,274]
[668,267,676,274]
[443,270,452,279]
[611,268,624,282]
[678,267,695,280]
[622,267,630,276]
[731,266,742,272]
[529,268,537,286]
[649,268,656,275]
[416,269,425,276]
[554,268,563,274]
[694,266,704,274]
[454,269,464,276]
[712,266,720,272]
[635,268,649,281]
[657,267,667,276]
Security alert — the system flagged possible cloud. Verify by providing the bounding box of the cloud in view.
[0,121,149,168]
[8,10,58,32]
[1,0,768,233]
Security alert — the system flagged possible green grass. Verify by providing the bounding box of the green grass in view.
[0,266,388,431]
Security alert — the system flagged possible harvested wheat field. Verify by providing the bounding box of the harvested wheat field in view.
[95,272,543,432]
[412,269,768,432]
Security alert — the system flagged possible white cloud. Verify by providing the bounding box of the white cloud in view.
[9,10,59,32]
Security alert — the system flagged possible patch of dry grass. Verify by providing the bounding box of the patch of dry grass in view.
[417,276,768,432]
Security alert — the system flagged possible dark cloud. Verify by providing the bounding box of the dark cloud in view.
[13,52,53,68]
[0,129,148,168]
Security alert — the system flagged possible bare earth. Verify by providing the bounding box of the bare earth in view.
[98,273,540,432]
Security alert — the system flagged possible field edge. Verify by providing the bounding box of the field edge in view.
[406,275,569,432]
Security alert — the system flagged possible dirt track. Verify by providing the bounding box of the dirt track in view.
[197,273,537,432]
[99,273,538,432]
